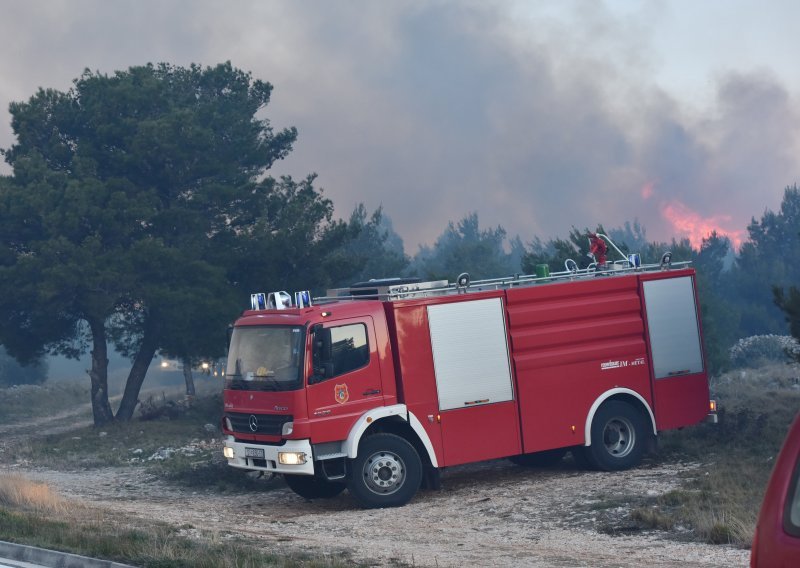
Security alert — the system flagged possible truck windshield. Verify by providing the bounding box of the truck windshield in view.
[225,326,305,392]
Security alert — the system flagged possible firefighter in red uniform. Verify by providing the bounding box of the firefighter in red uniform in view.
[588,233,608,267]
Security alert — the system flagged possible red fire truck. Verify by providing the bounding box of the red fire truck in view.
[222,242,715,508]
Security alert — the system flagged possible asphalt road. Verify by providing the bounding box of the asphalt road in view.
[0,559,49,568]
[0,541,133,568]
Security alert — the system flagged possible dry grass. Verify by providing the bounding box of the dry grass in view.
[10,394,223,470]
[0,497,350,567]
[0,474,70,514]
[629,507,675,531]
[630,362,800,548]
[0,380,89,425]
[696,511,754,545]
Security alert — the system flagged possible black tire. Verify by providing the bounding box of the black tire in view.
[284,474,346,499]
[347,433,422,509]
[584,401,647,471]
[509,448,567,467]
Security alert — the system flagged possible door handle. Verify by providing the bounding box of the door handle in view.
[363,389,381,396]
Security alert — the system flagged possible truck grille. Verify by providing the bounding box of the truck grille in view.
[225,412,292,436]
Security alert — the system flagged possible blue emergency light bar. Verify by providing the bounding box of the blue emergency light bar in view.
[250,290,311,310]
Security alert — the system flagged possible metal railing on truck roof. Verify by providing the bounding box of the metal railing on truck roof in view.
[318,253,690,303]
[249,234,690,309]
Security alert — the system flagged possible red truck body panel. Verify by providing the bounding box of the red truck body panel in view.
[385,290,523,466]
[638,270,710,430]
[506,274,651,453]
[384,301,446,461]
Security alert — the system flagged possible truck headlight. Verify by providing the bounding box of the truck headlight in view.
[223,446,235,459]
[282,422,294,436]
[278,451,307,465]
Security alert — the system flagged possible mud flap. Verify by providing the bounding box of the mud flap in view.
[422,466,441,490]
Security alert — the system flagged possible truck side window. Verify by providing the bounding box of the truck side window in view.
[785,457,800,537]
[313,323,369,381]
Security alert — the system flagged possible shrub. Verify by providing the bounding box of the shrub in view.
[138,393,190,421]
[729,335,800,367]
[0,347,48,387]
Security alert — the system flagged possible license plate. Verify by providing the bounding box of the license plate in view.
[244,447,265,459]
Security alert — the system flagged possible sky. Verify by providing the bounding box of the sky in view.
[1,0,798,253]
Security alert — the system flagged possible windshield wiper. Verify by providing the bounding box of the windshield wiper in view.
[225,374,284,391]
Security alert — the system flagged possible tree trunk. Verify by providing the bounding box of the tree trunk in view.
[88,318,115,426]
[182,357,196,398]
[115,327,159,422]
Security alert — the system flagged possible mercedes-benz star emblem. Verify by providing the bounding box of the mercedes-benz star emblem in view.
[248,414,258,432]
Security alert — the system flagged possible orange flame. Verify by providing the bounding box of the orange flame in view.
[660,200,745,250]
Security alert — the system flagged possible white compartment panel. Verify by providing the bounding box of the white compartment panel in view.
[427,298,514,411]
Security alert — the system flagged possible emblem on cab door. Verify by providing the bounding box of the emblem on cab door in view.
[334,384,349,404]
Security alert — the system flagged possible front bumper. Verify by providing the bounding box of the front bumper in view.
[223,436,315,475]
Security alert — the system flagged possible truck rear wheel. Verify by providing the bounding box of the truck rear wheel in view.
[584,401,646,471]
[284,474,346,499]
[347,433,422,509]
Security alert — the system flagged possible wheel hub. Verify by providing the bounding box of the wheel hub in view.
[363,451,405,495]
[603,417,635,458]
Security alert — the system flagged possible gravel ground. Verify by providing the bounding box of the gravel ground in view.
[9,456,750,567]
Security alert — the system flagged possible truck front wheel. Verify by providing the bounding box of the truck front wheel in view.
[347,433,422,508]
[584,401,647,471]
[284,474,346,499]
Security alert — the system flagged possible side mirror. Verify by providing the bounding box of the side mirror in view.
[309,325,332,384]
[308,363,334,385]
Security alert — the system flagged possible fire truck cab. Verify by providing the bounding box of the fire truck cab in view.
[222,247,714,508]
